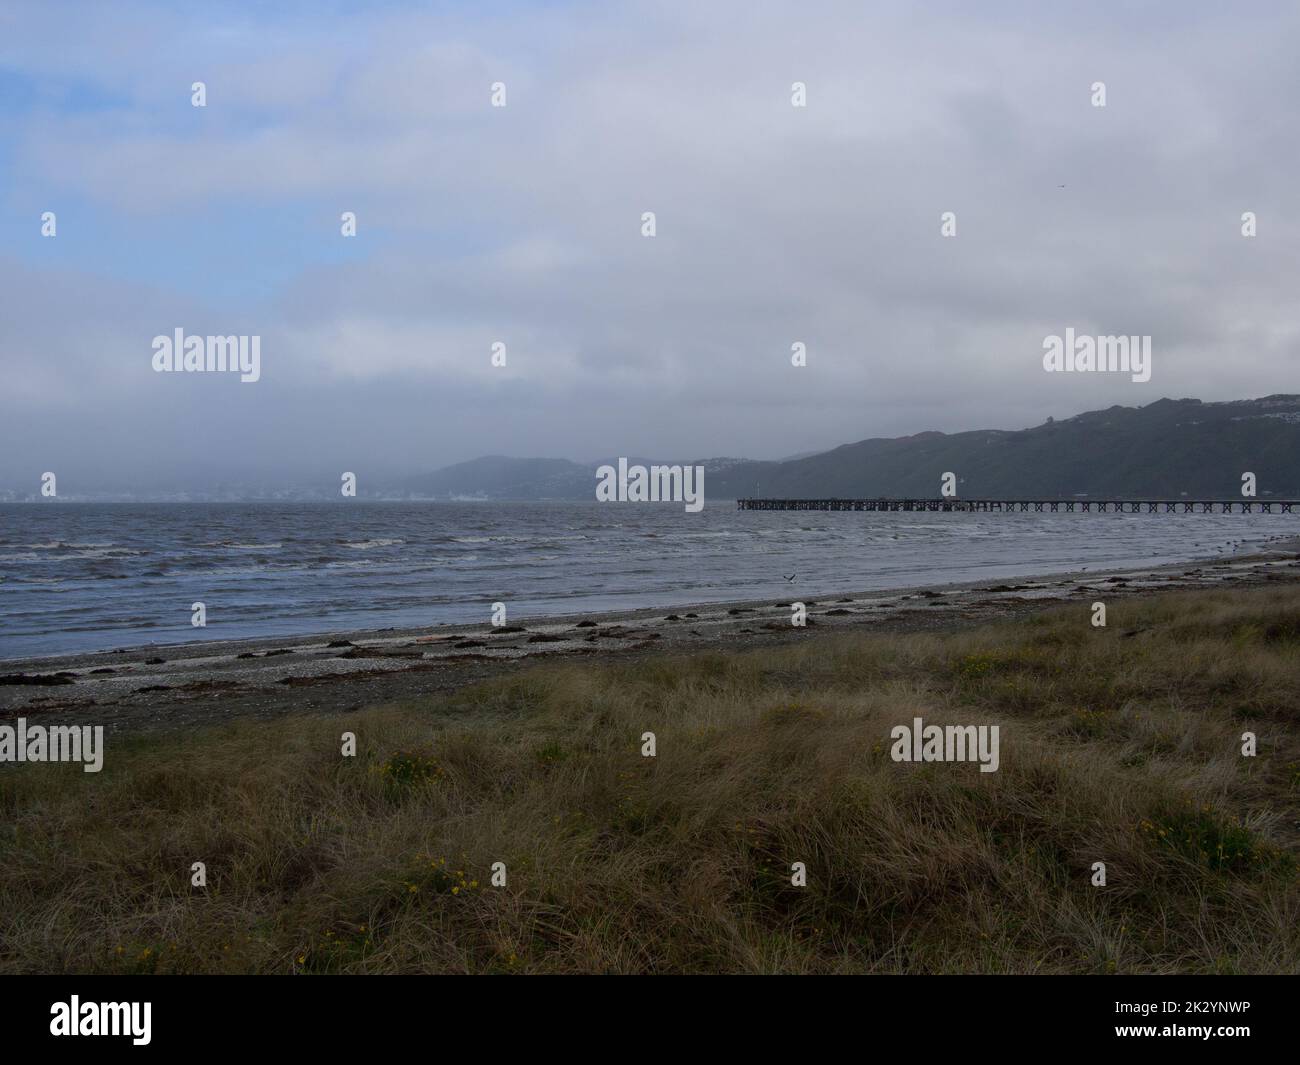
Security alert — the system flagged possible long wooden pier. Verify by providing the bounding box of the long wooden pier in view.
[736,498,1300,514]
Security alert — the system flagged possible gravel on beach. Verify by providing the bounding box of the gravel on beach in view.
[4,542,1299,737]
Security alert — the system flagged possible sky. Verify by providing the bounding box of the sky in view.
[2,0,1298,492]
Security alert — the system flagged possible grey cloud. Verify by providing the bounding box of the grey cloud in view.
[2,1,1299,490]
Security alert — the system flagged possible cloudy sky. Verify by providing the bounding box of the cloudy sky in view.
[2,0,1297,491]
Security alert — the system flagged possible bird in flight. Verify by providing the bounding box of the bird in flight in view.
[783,574,796,582]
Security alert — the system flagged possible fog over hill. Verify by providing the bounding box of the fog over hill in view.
[395,395,1300,502]
[7,396,1298,502]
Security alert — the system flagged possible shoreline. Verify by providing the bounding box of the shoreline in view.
[4,538,1299,736]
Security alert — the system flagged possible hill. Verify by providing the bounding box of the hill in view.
[708,395,1300,499]
[399,396,1300,500]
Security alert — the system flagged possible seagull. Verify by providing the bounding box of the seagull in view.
[783,574,796,582]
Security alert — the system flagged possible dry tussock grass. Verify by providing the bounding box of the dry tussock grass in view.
[2,584,1298,973]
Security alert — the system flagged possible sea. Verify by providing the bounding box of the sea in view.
[1,501,1296,658]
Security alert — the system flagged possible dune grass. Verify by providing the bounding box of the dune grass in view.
[2,584,1298,974]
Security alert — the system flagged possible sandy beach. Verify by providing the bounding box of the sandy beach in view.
[5,538,1299,736]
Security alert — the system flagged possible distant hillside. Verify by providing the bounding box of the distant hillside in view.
[397,456,593,500]
[709,396,1300,499]
[393,456,755,500]
[396,396,1300,501]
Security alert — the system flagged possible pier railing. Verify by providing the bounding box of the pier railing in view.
[735,498,1300,514]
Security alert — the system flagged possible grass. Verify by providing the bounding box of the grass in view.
[2,583,1298,974]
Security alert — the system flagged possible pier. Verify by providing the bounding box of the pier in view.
[736,498,1300,514]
